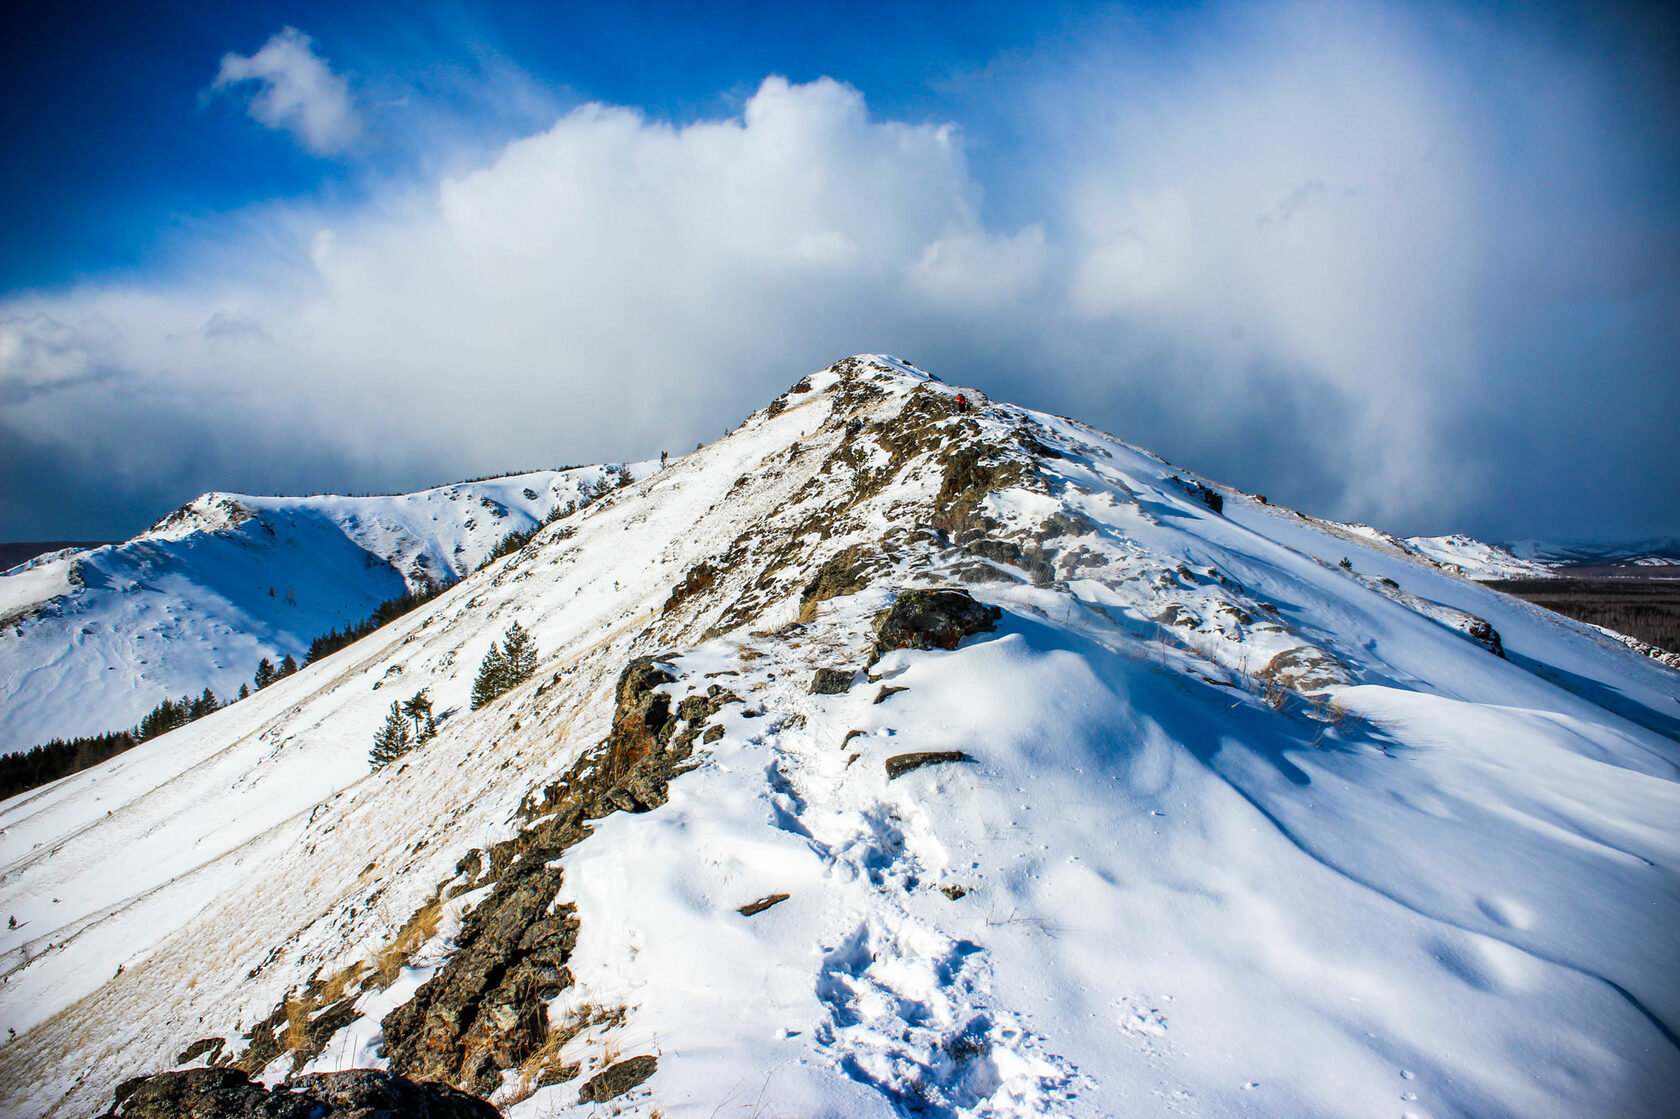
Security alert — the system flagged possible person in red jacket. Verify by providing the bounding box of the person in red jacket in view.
[955,393,969,412]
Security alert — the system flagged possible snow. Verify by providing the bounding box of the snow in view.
[1,356,1676,1118]
[0,465,654,750]
[1403,534,1556,580]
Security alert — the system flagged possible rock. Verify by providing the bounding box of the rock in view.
[1258,646,1352,693]
[738,893,790,916]
[885,751,976,780]
[873,685,908,704]
[809,667,856,694]
[604,656,678,779]
[1464,617,1505,658]
[799,545,880,619]
[577,1055,658,1103]
[101,1066,501,1118]
[872,589,1001,661]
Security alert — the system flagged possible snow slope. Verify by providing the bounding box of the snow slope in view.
[0,465,650,751]
[1402,534,1556,580]
[2,357,1676,1118]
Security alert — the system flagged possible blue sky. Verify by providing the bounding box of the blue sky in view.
[3,1,1677,544]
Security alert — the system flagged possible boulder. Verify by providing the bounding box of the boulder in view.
[872,589,1001,661]
[809,667,856,694]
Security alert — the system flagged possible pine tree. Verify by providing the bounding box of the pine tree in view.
[280,654,298,677]
[401,690,435,741]
[470,622,539,710]
[501,622,537,688]
[237,682,250,701]
[470,641,506,710]
[254,658,277,690]
[369,701,413,768]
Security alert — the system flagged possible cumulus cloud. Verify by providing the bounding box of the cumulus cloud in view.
[4,3,1676,542]
[211,27,359,155]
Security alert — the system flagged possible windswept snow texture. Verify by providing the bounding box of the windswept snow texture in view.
[2,357,1677,1119]
[1403,534,1556,580]
[0,466,649,750]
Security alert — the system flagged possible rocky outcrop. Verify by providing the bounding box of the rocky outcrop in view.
[378,655,731,1096]
[872,589,1001,661]
[101,1067,500,1118]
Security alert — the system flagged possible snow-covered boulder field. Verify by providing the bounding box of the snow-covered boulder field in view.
[2,357,1676,1118]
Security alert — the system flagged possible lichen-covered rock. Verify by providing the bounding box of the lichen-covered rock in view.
[577,1055,658,1103]
[872,589,1001,661]
[101,1066,500,1118]
[605,656,679,779]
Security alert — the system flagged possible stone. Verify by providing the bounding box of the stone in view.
[884,751,976,780]
[809,667,856,694]
[577,1055,658,1103]
[738,893,790,916]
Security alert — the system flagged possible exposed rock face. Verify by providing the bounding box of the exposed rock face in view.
[101,1067,500,1118]
[1464,617,1505,658]
[380,857,577,1095]
[577,1055,658,1103]
[872,589,1001,661]
[379,655,732,1096]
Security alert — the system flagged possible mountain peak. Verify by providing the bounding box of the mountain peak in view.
[3,357,1677,1118]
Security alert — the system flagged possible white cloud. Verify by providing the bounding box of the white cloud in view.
[211,27,359,155]
[0,77,1041,501]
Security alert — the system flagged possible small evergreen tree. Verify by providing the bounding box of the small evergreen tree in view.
[369,701,413,769]
[254,658,277,690]
[401,690,435,741]
[280,654,298,677]
[501,622,537,688]
[237,682,250,701]
[470,622,539,710]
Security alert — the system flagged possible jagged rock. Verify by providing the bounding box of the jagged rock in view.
[101,1066,500,1118]
[605,656,679,779]
[872,589,1001,661]
[577,1055,658,1103]
[1464,617,1505,658]
[175,1037,226,1066]
[885,751,976,780]
[662,561,717,614]
[809,667,856,694]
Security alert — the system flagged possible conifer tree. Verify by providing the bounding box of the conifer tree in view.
[254,658,277,690]
[501,621,537,688]
[369,701,413,768]
[237,682,250,701]
[470,642,507,710]
[280,654,298,677]
[470,621,539,710]
[401,690,435,741]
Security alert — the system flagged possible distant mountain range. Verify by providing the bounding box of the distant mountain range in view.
[0,465,650,750]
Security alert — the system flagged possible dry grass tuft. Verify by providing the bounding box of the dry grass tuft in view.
[371,894,444,990]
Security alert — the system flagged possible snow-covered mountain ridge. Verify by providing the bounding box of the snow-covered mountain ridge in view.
[0,465,650,750]
[1,356,1676,1118]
